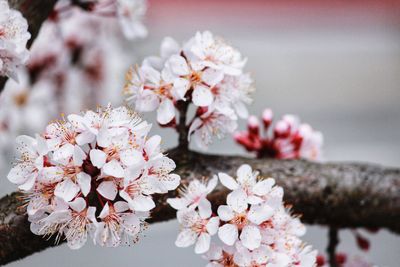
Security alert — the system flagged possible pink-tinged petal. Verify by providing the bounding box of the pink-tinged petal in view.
[206,217,220,235]
[53,143,74,163]
[157,98,175,125]
[90,149,107,168]
[172,78,189,100]
[218,173,238,190]
[206,175,218,193]
[7,164,31,185]
[18,175,36,191]
[175,229,197,247]
[54,179,80,202]
[167,198,188,210]
[160,173,181,191]
[114,201,130,213]
[218,224,238,246]
[226,189,248,213]
[236,164,252,180]
[234,101,249,119]
[253,178,275,196]
[99,202,110,219]
[76,131,95,146]
[144,135,161,157]
[97,128,112,148]
[198,198,212,219]
[120,149,144,167]
[217,205,234,221]
[130,195,155,212]
[103,160,124,178]
[167,55,190,76]
[69,197,86,212]
[41,166,63,183]
[77,172,91,197]
[192,85,213,107]
[141,65,161,84]
[188,118,203,137]
[248,204,274,225]
[195,233,211,254]
[202,68,224,86]
[247,195,264,205]
[97,181,118,200]
[136,90,159,112]
[240,225,261,250]
[73,145,86,166]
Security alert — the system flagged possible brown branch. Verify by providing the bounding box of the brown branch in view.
[327,227,339,267]
[0,0,58,92]
[1,148,400,265]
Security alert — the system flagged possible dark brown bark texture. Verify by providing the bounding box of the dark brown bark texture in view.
[1,148,400,265]
[0,0,58,92]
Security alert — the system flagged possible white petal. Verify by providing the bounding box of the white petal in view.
[69,197,86,212]
[192,85,213,107]
[77,172,91,197]
[218,224,238,246]
[103,160,124,178]
[73,146,86,166]
[90,149,107,168]
[237,164,252,180]
[168,55,190,75]
[96,181,118,200]
[206,217,220,235]
[76,131,95,146]
[167,198,188,210]
[54,179,80,202]
[175,229,197,247]
[226,189,248,213]
[240,225,261,250]
[218,173,238,190]
[202,68,224,86]
[130,195,155,212]
[195,233,211,254]
[120,149,144,167]
[172,78,189,99]
[248,204,274,225]
[99,202,110,219]
[217,205,234,221]
[157,98,175,125]
[97,128,112,148]
[53,143,74,163]
[136,90,159,112]
[206,175,218,193]
[198,198,212,219]
[253,178,275,196]
[144,135,161,157]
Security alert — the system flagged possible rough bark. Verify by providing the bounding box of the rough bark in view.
[1,148,400,265]
[0,0,57,92]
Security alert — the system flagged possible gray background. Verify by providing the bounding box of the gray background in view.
[2,1,400,266]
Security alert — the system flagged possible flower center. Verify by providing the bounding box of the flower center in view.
[230,213,248,230]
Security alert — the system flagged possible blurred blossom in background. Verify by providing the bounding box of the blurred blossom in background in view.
[1,0,400,266]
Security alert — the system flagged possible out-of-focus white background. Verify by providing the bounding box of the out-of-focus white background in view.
[3,0,400,266]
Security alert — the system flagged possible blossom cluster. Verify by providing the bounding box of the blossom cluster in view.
[124,31,254,149]
[7,105,180,248]
[234,108,323,160]
[168,164,317,267]
[0,0,31,80]
[0,0,148,171]
[67,0,148,40]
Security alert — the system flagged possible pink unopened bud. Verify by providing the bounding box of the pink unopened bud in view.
[274,120,290,138]
[196,107,208,116]
[247,115,260,137]
[355,233,370,251]
[262,108,273,128]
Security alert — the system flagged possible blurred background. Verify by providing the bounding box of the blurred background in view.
[2,0,400,266]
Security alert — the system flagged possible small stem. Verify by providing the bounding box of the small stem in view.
[176,100,190,150]
[327,227,339,267]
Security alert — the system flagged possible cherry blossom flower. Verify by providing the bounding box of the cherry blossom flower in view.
[234,108,323,160]
[175,201,220,254]
[0,0,31,80]
[171,164,317,267]
[167,176,218,210]
[124,31,254,149]
[7,105,180,248]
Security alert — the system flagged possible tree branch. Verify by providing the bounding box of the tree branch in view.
[1,148,400,265]
[0,0,58,92]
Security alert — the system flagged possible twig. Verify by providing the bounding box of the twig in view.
[327,227,339,267]
[176,100,190,151]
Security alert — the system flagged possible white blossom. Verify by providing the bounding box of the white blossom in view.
[0,0,31,80]
[7,105,180,248]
